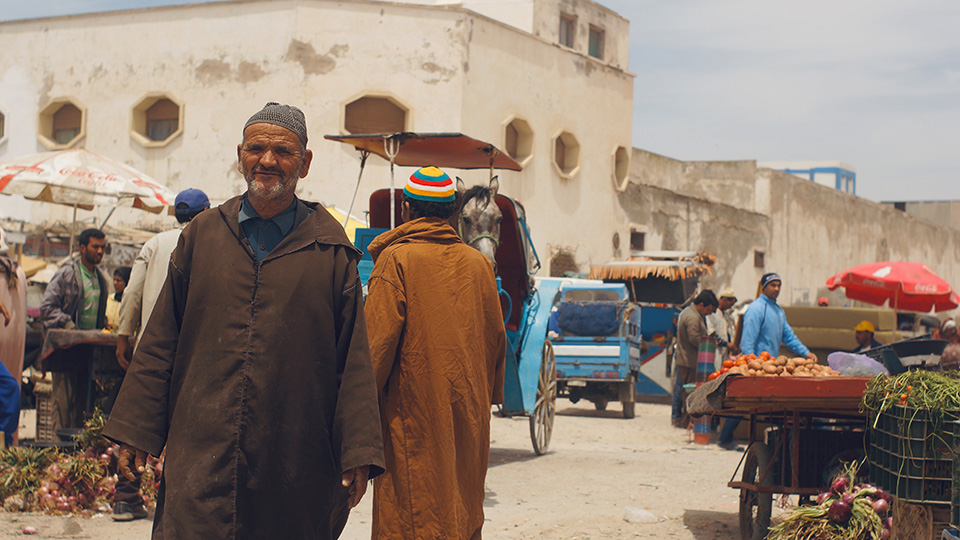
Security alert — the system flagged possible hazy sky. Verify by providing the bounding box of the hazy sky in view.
[3,0,958,202]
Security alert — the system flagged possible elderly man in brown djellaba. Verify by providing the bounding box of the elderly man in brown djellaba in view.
[103,102,384,540]
[365,166,507,540]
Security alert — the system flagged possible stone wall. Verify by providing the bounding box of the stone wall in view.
[626,148,960,314]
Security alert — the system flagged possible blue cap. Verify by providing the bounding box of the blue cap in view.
[174,188,210,217]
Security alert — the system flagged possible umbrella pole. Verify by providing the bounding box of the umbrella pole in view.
[69,203,78,251]
[344,151,370,230]
[383,137,400,229]
[100,206,118,230]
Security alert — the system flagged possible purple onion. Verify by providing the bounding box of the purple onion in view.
[817,491,833,505]
[884,516,893,530]
[872,498,889,516]
[830,476,850,494]
[828,500,852,523]
[841,493,856,505]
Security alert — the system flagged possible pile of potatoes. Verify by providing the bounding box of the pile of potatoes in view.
[709,351,840,379]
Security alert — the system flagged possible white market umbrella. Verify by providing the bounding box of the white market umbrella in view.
[0,148,176,244]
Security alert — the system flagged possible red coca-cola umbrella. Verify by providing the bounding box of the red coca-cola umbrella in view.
[825,261,960,312]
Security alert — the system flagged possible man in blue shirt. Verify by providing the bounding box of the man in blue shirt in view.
[718,272,816,449]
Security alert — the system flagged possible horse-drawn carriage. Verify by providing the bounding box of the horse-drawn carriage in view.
[326,132,559,454]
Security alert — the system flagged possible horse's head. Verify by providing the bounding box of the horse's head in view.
[456,176,502,271]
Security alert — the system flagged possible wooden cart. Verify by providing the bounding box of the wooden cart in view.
[707,376,873,540]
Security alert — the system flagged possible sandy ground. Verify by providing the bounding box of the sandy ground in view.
[0,400,785,539]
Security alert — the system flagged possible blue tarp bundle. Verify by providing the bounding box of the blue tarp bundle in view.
[557,301,624,336]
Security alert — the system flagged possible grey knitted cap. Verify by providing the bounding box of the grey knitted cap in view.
[243,102,308,146]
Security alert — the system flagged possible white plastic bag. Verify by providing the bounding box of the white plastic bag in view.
[827,352,890,377]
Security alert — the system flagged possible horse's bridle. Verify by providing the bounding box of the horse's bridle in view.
[458,215,501,248]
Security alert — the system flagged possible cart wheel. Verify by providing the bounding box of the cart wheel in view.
[622,401,635,419]
[529,339,556,456]
[740,442,773,540]
[593,399,608,411]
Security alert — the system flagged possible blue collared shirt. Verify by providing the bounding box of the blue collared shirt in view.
[238,195,299,261]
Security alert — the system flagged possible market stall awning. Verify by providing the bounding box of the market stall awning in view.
[324,132,522,171]
[589,252,716,281]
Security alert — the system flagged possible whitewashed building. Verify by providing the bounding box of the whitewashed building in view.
[0,0,634,269]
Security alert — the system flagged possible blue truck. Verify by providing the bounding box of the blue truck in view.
[550,282,642,419]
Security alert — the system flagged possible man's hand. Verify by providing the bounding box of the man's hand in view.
[806,352,818,363]
[341,466,370,508]
[116,336,133,371]
[117,444,148,482]
[63,320,76,330]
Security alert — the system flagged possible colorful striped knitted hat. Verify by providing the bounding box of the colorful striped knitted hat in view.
[404,166,455,203]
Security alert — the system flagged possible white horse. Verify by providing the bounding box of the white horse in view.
[455,176,502,271]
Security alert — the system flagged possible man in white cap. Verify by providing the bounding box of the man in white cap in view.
[707,287,739,363]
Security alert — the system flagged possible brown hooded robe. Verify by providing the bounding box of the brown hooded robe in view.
[365,218,506,540]
[103,195,384,540]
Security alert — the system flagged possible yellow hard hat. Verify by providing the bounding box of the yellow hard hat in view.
[854,320,875,333]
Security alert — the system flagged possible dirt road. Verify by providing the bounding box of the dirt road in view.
[0,401,772,539]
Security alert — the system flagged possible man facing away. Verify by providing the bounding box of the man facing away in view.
[39,228,109,430]
[718,272,816,449]
[365,166,507,540]
[103,102,384,539]
[115,188,210,369]
[108,188,209,522]
[672,290,718,428]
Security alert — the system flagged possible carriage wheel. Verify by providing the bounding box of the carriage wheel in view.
[529,340,556,456]
[739,442,773,540]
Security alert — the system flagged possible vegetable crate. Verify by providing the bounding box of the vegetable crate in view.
[952,451,960,528]
[34,381,55,443]
[868,404,960,504]
[896,498,951,540]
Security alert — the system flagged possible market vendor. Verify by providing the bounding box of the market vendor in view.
[39,228,110,431]
[852,320,883,353]
[936,319,960,344]
[718,272,816,450]
[672,290,718,428]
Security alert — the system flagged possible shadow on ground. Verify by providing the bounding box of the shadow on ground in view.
[556,406,629,420]
[487,446,540,469]
[682,509,739,540]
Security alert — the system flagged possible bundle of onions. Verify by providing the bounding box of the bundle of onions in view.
[767,462,891,540]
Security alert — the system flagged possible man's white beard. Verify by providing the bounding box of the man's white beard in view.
[246,175,296,202]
